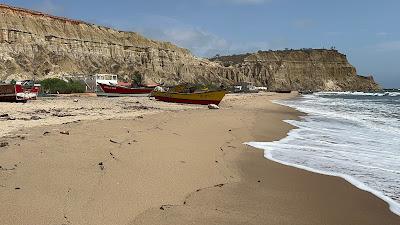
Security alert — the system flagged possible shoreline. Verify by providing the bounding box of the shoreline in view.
[255,97,400,216]
[0,93,399,225]
[132,93,400,225]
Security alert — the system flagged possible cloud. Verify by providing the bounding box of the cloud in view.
[140,26,273,57]
[112,15,267,57]
[34,0,64,15]
[140,26,230,57]
[293,19,316,29]
[375,41,400,51]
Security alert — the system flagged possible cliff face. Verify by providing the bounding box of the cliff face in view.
[0,4,379,91]
[210,50,380,91]
[0,4,231,85]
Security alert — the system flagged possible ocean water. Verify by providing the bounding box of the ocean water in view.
[247,91,400,215]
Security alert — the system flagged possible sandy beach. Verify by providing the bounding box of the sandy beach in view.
[0,93,399,225]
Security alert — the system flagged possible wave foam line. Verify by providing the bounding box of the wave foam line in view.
[245,142,400,216]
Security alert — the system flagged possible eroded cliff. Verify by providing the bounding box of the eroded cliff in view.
[0,4,232,85]
[0,4,380,91]
[210,50,380,91]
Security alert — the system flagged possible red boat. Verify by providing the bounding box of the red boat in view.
[97,82,155,97]
[0,83,40,102]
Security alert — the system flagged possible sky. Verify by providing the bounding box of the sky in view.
[2,0,399,88]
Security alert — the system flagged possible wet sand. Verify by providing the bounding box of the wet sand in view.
[0,93,399,225]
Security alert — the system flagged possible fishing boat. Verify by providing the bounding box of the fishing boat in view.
[97,82,155,97]
[0,82,40,102]
[151,90,226,105]
[19,80,41,99]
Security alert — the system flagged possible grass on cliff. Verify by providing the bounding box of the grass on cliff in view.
[40,78,86,94]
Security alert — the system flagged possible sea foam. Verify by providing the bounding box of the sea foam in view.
[246,92,400,216]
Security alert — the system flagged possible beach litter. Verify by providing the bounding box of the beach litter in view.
[60,131,70,135]
[208,104,220,109]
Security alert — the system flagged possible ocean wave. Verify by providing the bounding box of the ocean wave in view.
[246,141,400,216]
[314,91,400,97]
[247,93,400,216]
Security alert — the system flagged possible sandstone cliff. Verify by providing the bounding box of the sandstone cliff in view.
[210,50,380,91]
[0,4,379,91]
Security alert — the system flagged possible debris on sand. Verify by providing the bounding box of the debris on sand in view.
[214,183,225,188]
[43,131,50,136]
[35,109,50,114]
[123,105,150,110]
[30,116,41,120]
[7,116,16,120]
[0,142,9,148]
[208,104,220,109]
[109,139,119,144]
[159,205,173,210]
[60,131,70,135]
[52,112,75,117]
[0,114,16,121]
[98,162,105,170]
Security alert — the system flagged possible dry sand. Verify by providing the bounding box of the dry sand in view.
[0,94,202,138]
[0,93,398,225]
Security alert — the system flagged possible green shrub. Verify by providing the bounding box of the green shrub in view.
[40,78,86,94]
[131,71,143,86]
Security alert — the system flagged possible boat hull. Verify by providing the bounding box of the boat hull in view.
[152,91,226,105]
[0,84,36,102]
[98,83,153,97]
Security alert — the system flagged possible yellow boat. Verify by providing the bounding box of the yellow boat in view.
[151,90,226,105]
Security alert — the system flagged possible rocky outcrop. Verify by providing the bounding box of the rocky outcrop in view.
[0,4,380,91]
[210,50,380,91]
